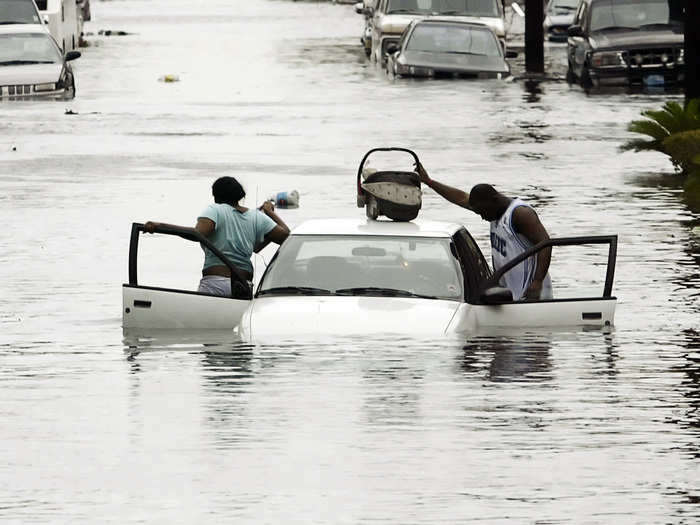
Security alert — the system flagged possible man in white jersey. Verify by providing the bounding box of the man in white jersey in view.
[416,163,552,301]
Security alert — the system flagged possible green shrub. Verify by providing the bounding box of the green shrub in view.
[662,130,700,173]
[621,99,700,157]
[683,172,700,212]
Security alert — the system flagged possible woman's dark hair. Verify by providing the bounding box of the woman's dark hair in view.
[212,176,246,205]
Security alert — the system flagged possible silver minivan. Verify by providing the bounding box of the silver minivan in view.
[361,0,506,64]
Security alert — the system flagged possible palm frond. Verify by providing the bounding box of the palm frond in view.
[627,119,671,142]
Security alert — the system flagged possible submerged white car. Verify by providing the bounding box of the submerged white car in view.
[0,25,80,99]
[122,218,618,340]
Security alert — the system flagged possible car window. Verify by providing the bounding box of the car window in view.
[406,23,501,56]
[0,0,41,24]
[589,0,681,32]
[0,33,62,65]
[398,24,411,48]
[260,235,464,300]
[459,229,492,281]
[574,0,587,26]
[548,0,580,13]
[386,0,500,17]
[451,229,491,300]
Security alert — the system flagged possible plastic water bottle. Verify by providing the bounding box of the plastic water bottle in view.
[269,190,299,209]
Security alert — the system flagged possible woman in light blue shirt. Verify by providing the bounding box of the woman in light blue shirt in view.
[145,176,289,297]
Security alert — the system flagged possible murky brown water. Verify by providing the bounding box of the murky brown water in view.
[1,0,698,522]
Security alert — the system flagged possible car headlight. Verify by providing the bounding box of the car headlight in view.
[34,83,56,92]
[677,48,684,65]
[409,66,434,77]
[395,62,409,75]
[591,51,626,68]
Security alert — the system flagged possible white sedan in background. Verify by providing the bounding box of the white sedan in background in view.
[0,25,80,99]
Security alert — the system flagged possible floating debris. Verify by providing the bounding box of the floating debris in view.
[97,30,131,36]
[268,190,300,209]
[158,75,180,83]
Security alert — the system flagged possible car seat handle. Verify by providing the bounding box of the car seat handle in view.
[357,147,420,197]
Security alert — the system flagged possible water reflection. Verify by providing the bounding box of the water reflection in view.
[199,349,256,447]
[680,329,700,436]
[359,341,428,428]
[522,79,544,104]
[122,328,245,359]
[460,333,553,383]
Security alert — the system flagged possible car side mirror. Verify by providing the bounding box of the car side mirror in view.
[505,50,518,59]
[480,286,513,304]
[42,14,49,24]
[386,43,398,55]
[567,25,583,37]
[354,2,364,14]
[65,51,81,61]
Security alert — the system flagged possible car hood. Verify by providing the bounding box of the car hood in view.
[0,63,63,85]
[241,296,461,341]
[589,28,683,50]
[378,14,505,37]
[400,50,509,74]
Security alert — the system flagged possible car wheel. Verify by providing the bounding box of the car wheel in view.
[580,66,593,90]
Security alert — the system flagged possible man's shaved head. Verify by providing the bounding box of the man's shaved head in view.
[469,183,499,205]
[469,184,508,221]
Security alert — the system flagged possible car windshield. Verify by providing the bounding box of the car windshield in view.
[406,23,501,56]
[387,0,500,17]
[259,235,464,300]
[548,0,580,12]
[0,0,41,24]
[589,0,684,32]
[0,33,61,65]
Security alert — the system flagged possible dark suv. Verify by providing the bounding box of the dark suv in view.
[567,0,685,89]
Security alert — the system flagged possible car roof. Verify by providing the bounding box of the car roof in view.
[0,24,51,36]
[291,218,465,238]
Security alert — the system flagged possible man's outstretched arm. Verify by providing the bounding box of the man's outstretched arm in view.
[416,162,470,209]
[512,206,551,300]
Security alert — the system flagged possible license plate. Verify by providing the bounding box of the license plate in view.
[644,74,665,87]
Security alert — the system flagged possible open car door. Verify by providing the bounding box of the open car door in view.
[448,235,618,331]
[122,223,251,330]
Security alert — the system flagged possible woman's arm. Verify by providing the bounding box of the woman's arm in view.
[144,218,215,237]
[253,202,290,253]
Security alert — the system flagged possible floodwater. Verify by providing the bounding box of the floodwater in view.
[1,0,699,522]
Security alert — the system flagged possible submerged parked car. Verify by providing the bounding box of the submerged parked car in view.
[364,0,506,64]
[355,1,378,57]
[0,0,43,25]
[543,0,578,42]
[567,0,685,89]
[0,25,80,99]
[387,19,515,78]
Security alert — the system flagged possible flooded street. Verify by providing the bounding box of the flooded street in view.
[1,0,699,522]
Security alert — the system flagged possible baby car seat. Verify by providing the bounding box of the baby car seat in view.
[357,148,422,222]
